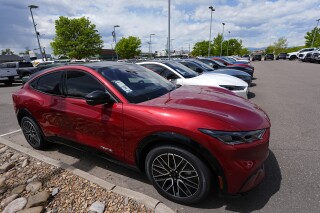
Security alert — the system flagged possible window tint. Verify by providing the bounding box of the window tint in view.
[141,64,165,74]
[6,63,16,68]
[66,71,105,98]
[161,69,179,79]
[34,71,62,95]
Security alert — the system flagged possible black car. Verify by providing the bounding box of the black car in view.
[252,55,262,61]
[276,53,287,60]
[304,53,313,63]
[264,54,274,60]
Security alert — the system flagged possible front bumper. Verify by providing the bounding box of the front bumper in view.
[233,87,249,99]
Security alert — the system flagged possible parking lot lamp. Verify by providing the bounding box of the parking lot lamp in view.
[28,5,44,61]
[227,31,231,56]
[168,0,171,60]
[311,19,320,47]
[220,23,225,56]
[149,34,155,59]
[208,6,215,57]
[113,25,120,60]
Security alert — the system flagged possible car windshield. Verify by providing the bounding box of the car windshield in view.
[211,59,226,67]
[96,63,175,104]
[163,61,199,78]
[191,60,215,71]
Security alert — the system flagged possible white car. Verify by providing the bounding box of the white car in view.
[298,48,319,61]
[137,61,249,99]
[287,48,317,60]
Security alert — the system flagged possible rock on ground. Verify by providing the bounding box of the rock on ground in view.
[2,197,27,213]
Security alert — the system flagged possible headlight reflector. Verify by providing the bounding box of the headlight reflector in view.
[199,129,266,145]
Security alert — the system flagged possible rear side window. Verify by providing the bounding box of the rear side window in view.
[141,64,165,74]
[65,71,105,98]
[32,71,62,95]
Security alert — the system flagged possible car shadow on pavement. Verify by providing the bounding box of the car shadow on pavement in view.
[250,83,256,87]
[44,142,149,183]
[248,92,255,99]
[194,150,281,212]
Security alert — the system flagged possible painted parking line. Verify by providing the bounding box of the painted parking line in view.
[0,129,21,137]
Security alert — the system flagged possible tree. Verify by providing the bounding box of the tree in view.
[305,27,320,47]
[115,36,141,59]
[1,48,14,55]
[191,40,209,56]
[212,33,223,56]
[273,37,288,54]
[51,16,103,59]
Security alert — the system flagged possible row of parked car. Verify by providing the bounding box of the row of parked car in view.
[248,47,320,63]
[11,56,270,205]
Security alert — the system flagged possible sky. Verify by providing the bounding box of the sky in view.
[0,0,319,56]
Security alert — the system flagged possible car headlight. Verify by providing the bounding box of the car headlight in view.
[199,129,266,145]
[219,85,246,91]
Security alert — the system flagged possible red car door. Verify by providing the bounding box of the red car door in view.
[58,69,124,160]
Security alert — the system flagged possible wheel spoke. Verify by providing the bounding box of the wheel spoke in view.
[151,152,200,198]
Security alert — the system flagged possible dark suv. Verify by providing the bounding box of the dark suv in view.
[276,53,287,60]
[252,55,262,61]
[264,54,274,60]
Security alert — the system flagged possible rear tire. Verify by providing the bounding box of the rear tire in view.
[145,145,212,204]
[21,116,47,150]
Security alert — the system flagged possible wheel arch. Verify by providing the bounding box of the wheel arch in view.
[135,132,227,191]
[17,108,36,126]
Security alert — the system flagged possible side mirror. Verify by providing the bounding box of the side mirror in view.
[85,90,112,106]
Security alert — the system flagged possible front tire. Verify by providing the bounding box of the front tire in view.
[21,116,47,150]
[145,146,212,204]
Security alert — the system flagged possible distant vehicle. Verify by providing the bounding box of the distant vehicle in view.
[242,55,250,60]
[276,53,287,60]
[252,55,262,61]
[0,61,33,85]
[227,56,250,64]
[286,48,317,60]
[310,50,320,63]
[212,57,255,72]
[137,61,249,98]
[197,58,254,76]
[264,54,274,60]
[222,56,250,65]
[177,59,252,85]
[17,63,64,78]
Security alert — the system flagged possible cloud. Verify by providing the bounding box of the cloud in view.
[0,0,319,56]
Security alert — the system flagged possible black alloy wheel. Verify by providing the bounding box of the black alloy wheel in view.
[21,116,47,150]
[145,146,212,204]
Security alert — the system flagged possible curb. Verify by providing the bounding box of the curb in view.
[0,136,175,213]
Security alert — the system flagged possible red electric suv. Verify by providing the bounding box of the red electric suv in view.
[12,62,270,204]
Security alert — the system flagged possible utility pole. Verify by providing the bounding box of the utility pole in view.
[28,5,44,61]
[311,19,320,47]
[208,6,215,57]
[220,23,225,56]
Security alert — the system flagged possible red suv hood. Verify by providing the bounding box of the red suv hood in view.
[141,86,270,131]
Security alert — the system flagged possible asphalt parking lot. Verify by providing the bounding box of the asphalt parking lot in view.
[1,60,320,212]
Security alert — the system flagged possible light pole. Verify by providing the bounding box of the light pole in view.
[208,6,215,57]
[311,19,320,47]
[28,5,44,61]
[220,23,225,56]
[171,39,175,55]
[113,25,120,60]
[168,0,171,60]
[149,34,155,59]
[227,31,231,56]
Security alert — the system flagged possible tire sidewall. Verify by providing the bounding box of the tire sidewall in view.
[145,146,212,204]
[21,116,46,150]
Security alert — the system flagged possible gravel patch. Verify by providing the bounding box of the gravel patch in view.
[0,144,154,212]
